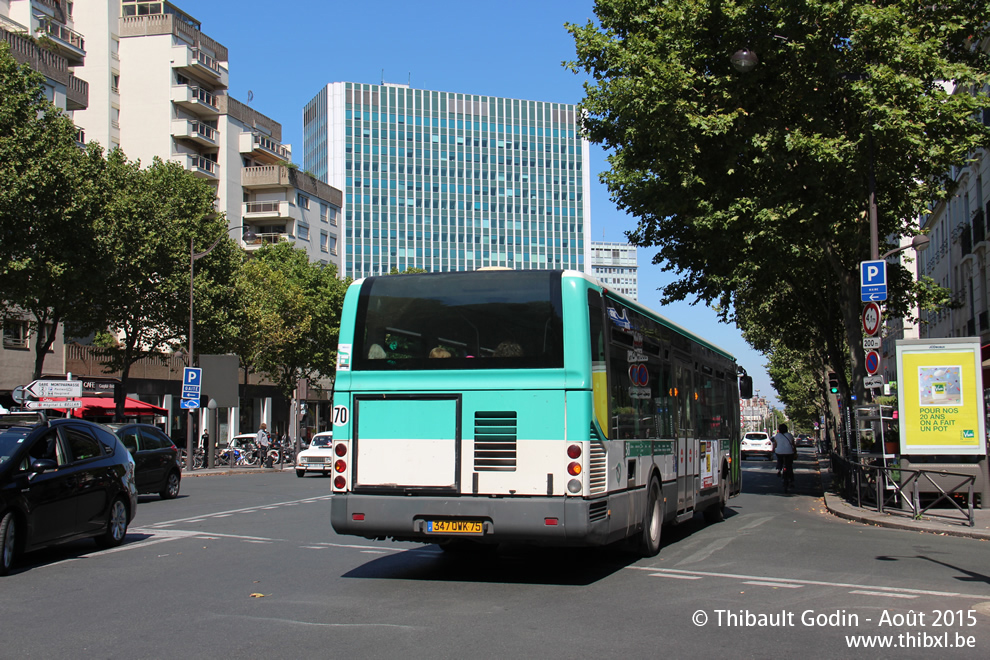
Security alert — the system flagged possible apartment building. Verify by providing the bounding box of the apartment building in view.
[1,0,87,392]
[303,82,592,279]
[73,0,341,267]
[590,241,638,301]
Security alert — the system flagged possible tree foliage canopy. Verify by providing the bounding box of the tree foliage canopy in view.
[0,43,108,378]
[236,242,349,397]
[568,0,990,397]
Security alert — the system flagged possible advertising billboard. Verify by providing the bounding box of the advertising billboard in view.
[895,338,987,455]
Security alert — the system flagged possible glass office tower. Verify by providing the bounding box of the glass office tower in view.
[303,82,592,279]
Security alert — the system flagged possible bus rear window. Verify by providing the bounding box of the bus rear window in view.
[353,270,564,371]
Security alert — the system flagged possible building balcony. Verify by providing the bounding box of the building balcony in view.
[171,119,218,147]
[243,200,291,220]
[171,84,220,117]
[241,164,295,189]
[37,17,85,67]
[171,44,228,88]
[66,72,88,111]
[1,24,69,87]
[174,153,218,179]
[238,132,291,164]
[242,231,295,251]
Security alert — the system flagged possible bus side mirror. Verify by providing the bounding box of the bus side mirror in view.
[739,375,753,399]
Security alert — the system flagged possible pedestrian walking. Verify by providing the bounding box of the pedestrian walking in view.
[771,423,797,490]
[256,422,271,467]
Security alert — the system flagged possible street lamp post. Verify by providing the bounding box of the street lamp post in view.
[185,225,255,471]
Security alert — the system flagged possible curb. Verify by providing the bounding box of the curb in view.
[815,454,990,540]
[181,466,293,477]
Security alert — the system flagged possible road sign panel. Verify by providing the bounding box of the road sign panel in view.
[180,399,200,409]
[182,367,202,400]
[863,336,882,350]
[11,386,26,405]
[25,379,83,399]
[865,350,881,375]
[862,302,882,336]
[23,400,82,409]
[861,289,887,302]
[861,260,886,288]
[864,375,883,389]
[860,260,888,302]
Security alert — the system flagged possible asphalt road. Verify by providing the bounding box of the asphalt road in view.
[2,449,989,659]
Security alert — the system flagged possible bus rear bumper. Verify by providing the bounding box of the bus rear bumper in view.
[330,492,630,546]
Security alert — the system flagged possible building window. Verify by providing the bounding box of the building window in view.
[320,203,328,222]
[2,320,29,349]
[298,224,310,241]
[320,231,329,252]
[296,193,310,209]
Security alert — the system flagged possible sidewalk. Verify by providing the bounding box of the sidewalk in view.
[816,453,990,540]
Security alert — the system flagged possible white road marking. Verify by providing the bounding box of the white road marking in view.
[142,495,332,528]
[737,515,776,531]
[676,536,736,566]
[213,614,419,630]
[744,581,803,589]
[632,567,987,600]
[650,573,703,580]
[849,590,918,599]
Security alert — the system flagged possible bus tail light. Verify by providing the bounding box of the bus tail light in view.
[334,443,347,457]
[334,459,347,473]
[334,476,346,489]
[567,444,581,459]
[567,461,581,476]
[545,518,558,526]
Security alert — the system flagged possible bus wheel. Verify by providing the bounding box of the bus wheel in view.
[639,478,663,557]
[704,476,727,523]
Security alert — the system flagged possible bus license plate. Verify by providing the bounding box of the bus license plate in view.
[426,520,482,535]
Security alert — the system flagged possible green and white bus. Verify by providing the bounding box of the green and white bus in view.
[329,269,744,555]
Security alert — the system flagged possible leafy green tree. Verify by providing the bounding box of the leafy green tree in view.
[0,43,108,378]
[84,153,241,420]
[236,242,349,411]
[568,1,990,400]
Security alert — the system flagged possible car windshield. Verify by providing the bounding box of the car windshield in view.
[0,428,31,468]
[311,436,331,447]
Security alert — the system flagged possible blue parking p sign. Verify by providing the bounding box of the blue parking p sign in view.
[860,260,887,302]
[182,367,202,400]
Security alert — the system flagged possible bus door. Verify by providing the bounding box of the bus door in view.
[675,360,697,512]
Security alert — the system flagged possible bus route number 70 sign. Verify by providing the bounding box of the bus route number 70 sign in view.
[332,405,349,426]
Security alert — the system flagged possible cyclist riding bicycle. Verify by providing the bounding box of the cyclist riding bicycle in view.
[771,423,797,492]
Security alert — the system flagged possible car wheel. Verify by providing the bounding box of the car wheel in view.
[296,469,305,478]
[160,471,181,500]
[1,511,17,576]
[639,478,663,557]
[95,498,129,549]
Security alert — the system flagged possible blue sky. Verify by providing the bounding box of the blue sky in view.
[183,0,778,405]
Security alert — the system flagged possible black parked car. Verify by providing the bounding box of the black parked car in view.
[108,424,181,500]
[0,414,139,576]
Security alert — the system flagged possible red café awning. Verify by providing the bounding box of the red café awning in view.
[59,396,168,418]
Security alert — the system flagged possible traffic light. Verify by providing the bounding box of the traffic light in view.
[827,372,839,394]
